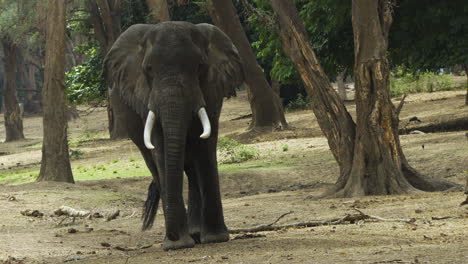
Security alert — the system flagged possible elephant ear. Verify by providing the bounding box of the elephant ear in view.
[104,24,155,116]
[195,23,244,99]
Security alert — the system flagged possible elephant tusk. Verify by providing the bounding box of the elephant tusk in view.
[198,107,211,139]
[144,111,156,149]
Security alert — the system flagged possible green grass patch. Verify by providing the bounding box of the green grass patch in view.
[390,72,458,97]
[0,169,38,185]
[0,159,151,185]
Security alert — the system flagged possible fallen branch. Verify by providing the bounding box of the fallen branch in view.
[431,216,453,220]
[229,211,293,234]
[54,206,91,218]
[351,208,416,224]
[229,209,415,234]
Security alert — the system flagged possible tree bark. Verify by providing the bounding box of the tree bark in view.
[271,0,355,183]
[37,0,74,183]
[1,39,25,142]
[271,0,454,197]
[207,0,288,131]
[146,0,170,23]
[18,50,41,114]
[86,0,128,139]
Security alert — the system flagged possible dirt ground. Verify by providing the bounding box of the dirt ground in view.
[0,90,467,264]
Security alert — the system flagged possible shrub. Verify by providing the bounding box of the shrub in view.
[218,137,258,164]
[66,43,106,104]
[285,94,310,111]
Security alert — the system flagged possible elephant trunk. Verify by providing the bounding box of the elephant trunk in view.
[159,101,190,240]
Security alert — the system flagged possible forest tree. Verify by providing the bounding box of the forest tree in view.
[37,0,74,183]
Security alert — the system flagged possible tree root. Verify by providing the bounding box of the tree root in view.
[229,209,415,234]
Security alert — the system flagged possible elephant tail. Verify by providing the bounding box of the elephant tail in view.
[142,180,160,230]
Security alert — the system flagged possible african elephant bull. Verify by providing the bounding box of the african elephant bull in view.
[104,22,244,250]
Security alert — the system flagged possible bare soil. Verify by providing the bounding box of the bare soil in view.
[0,90,467,264]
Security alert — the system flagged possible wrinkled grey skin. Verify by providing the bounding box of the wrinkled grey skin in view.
[105,22,243,250]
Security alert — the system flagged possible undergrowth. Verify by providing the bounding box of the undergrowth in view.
[217,137,258,164]
[285,94,310,111]
[390,72,457,97]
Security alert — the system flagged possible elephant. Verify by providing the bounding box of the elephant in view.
[104,21,244,250]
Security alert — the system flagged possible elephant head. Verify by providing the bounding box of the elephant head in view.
[106,22,242,144]
[104,22,243,250]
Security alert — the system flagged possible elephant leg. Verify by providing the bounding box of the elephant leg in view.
[160,166,194,250]
[190,137,229,244]
[184,148,202,243]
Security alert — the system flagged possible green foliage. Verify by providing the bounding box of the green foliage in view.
[172,1,211,24]
[248,0,297,84]
[65,43,106,104]
[248,0,353,85]
[285,94,310,111]
[390,71,456,97]
[282,144,289,152]
[243,0,354,106]
[121,0,150,31]
[390,0,468,72]
[0,1,40,43]
[218,137,258,164]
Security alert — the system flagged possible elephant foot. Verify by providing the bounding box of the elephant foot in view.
[200,231,230,244]
[162,233,195,251]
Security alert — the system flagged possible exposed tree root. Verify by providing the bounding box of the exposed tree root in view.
[401,161,460,192]
[229,209,415,234]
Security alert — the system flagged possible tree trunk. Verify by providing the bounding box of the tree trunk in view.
[18,49,41,114]
[37,0,74,183]
[271,0,356,182]
[146,0,170,23]
[271,0,455,197]
[86,0,127,139]
[24,63,41,113]
[1,39,25,142]
[336,69,348,101]
[207,0,288,131]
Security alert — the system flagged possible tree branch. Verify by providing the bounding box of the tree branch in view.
[396,93,407,116]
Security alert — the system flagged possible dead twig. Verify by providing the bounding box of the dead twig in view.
[268,211,293,226]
